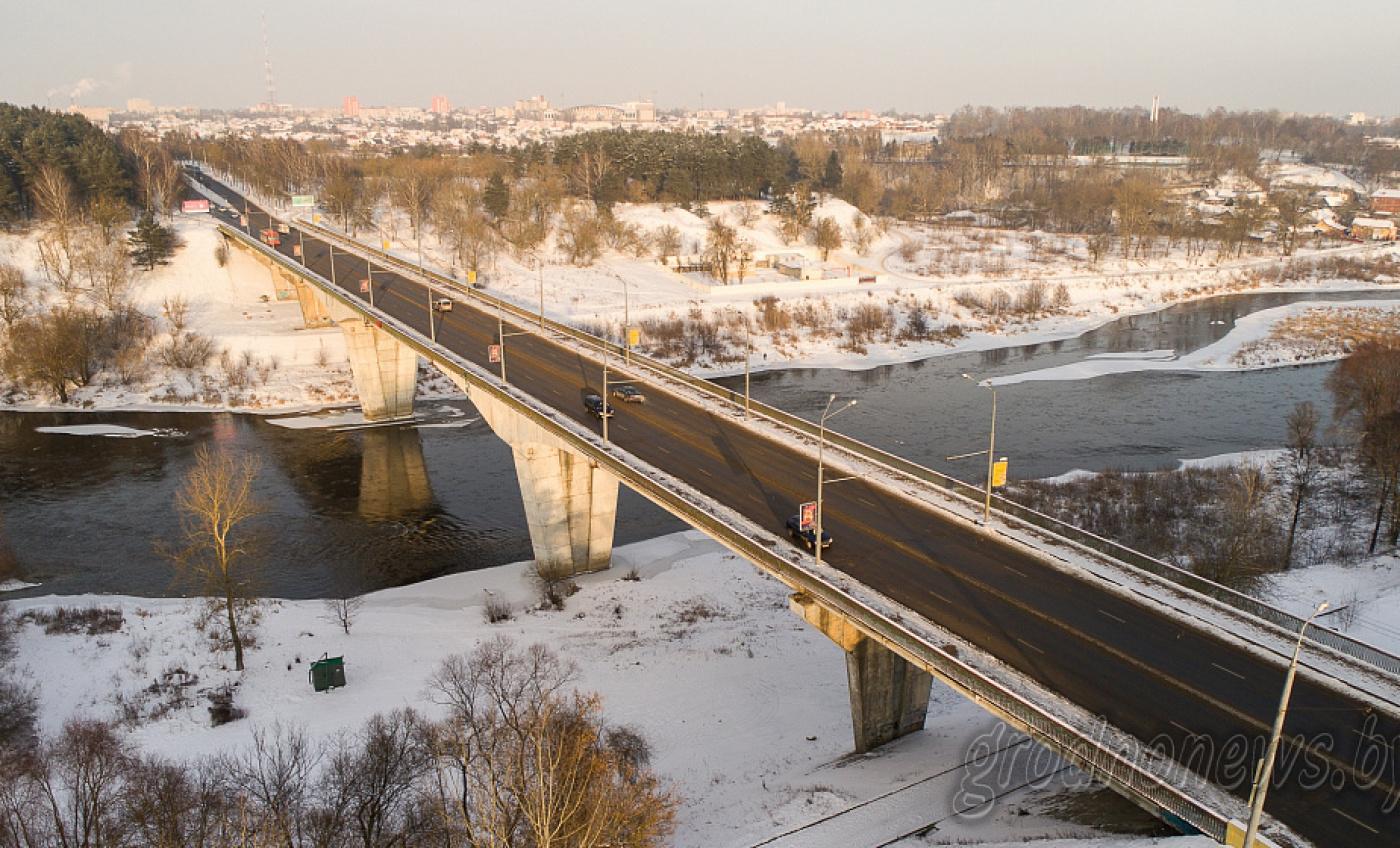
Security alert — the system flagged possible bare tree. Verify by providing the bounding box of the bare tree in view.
[163,446,267,671]
[3,307,98,402]
[121,754,236,848]
[704,218,738,283]
[14,718,132,848]
[557,201,602,266]
[813,216,842,261]
[319,709,433,848]
[74,232,135,310]
[322,595,364,635]
[0,261,28,329]
[1280,402,1322,567]
[424,637,676,848]
[218,723,318,848]
[653,225,682,261]
[1269,188,1310,257]
[1328,342,1400,552]
[30,165,80,232]
[35,230,78,291]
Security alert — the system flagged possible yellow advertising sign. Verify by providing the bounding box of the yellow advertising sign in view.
[628,329,640,347]
[468,270,477,284]
[991,459,1008,488]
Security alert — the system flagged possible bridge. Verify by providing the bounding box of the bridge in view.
[191,169,1400,848]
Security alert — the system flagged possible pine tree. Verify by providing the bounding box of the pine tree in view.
[483,171,511,220]
[127,211,177,270]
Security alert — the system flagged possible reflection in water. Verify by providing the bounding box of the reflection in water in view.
[358,427,436,522]
[0,405,682,599]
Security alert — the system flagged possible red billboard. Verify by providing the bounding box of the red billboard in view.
[182,199,210,213]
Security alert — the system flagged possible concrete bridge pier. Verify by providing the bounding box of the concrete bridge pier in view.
[791,592,933,752]
[452,379,619,578]
[291,279,335,328]
[340,318,419,422]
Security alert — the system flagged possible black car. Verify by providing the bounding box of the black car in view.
[786,515,832,551]
[583,394,614,419]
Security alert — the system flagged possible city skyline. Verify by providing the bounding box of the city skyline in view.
[5,0,1399,118]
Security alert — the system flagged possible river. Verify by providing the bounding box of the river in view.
[0,288,1393,599]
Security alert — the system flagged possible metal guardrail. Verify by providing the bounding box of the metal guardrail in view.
[226,220,1251,844]
[297,218,1400,684]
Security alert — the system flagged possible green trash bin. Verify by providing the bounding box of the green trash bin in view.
[309,654,346,692]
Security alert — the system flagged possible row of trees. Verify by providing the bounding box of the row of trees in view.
[0,637,675,848]
[0,105,128,224]
[186,119,1396,281]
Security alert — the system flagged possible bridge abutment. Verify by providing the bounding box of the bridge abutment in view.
[791,592,933,752]
[453,380,619,578]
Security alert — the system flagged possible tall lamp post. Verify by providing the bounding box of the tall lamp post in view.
[964,373,998,525]
[1242,601,1329,848]
[621,277,632,365]
[816,394,857,566]
[725,307,752,420]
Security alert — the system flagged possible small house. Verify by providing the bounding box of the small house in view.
[1351,217,1398,240]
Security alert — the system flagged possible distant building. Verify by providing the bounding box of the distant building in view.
[431,95,450,115]
[125,98,154,114]
[1351,217,1398,240]
[565,101,654,123]
[1372,189,1400,216]
[514,95,559,120]
[70,106,112,126]
[343,96,360,118]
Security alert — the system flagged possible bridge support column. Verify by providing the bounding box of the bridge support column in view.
[450,380,618,578]
[339,319,418,421]
[292,279,335,328]
[791,592,933,752]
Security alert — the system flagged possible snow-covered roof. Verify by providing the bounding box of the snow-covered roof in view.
[1373,188,1400,199]
[1351,217,1397,229]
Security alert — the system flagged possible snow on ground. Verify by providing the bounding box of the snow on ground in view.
[3,531,1180,848]
[988,298,1400,386]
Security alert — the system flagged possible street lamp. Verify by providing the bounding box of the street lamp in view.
[816,394,857,566]
[965,373,998,525]
[726,307,752,421]
[495,297,527,384]
[621,277,632,365]
[1242,601,1329,848]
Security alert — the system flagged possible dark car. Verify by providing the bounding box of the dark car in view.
[786,515,832,551]
[611,385,645,403]
[583,394,614,419]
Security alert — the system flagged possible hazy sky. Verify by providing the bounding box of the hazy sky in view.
[5,0,1398,117]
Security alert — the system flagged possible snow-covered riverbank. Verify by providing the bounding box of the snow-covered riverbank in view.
[3,530,1211,848]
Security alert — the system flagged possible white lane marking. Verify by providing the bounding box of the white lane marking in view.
[1017,638,1045,655]
[1098,609,1126,624]
[1003,565,1027,578]
[1211,662,1246,681]
[1331,806,1380,834]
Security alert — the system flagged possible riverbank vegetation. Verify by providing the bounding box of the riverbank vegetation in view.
[1007,342,1400,591]
[0,636,676,848]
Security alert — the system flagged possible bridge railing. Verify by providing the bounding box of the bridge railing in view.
[296,217,1400,682]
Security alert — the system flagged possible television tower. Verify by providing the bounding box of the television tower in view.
[262,14,277,111]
